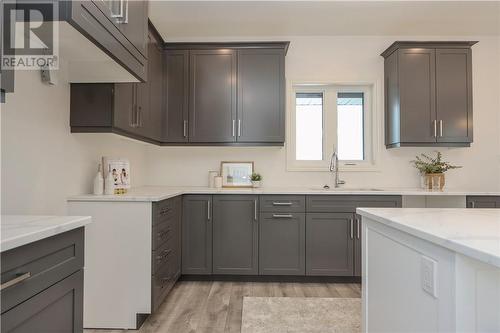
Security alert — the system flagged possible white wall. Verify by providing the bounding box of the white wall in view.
[1,36,499,216]
[1,65,149,215]
[144,36,500,190]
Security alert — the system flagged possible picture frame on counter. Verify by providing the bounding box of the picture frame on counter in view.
[220,161,254,188]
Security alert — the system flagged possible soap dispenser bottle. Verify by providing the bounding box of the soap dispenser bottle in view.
[93,164,104,195]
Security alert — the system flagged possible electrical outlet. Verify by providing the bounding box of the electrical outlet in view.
[421,255,438,298]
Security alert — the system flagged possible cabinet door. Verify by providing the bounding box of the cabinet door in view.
[436,48,473,143]
[259,213,305,275]
[118,0,148,57]
[354,214,362,277]
[182,195,212,274]
[135,81,150,137]
[237,49,285,143]
[113,83,137,133]
[467,196,500,208]
[1,270,83,333]
[189,50,237,143]
[163,50,189,142]
[306,213,354,276]
[398,48,437,143]
[212,195,258,275]
[146,31,163,141]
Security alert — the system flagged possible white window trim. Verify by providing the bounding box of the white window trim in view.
[286,80,381,172]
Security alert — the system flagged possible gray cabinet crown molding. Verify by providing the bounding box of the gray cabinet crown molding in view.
[380,41,478,58]
[164,42,290,55]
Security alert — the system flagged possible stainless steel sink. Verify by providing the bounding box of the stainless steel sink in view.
[310,186,384,192]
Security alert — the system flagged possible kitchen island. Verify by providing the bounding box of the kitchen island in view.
[1,215,91,332]
[357,208,500,333]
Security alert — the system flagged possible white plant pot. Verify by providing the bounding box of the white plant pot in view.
[251,181,261,188]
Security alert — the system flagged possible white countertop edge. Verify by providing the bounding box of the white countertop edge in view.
[66,186,500,202]
[356,208,500,269]
[1,216,92,252]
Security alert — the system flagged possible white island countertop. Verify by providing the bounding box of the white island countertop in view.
[1,215,92,252]
[67,186,500,202]
[357,208,500,268]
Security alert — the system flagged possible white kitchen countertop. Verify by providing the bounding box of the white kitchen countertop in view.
[1,215,92,252]
[66,186,500,202]
[357,208,500,268]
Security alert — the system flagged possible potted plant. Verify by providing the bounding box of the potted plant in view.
[411,152,461,190]
[251,173,262,188]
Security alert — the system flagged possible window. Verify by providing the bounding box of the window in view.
[287,84,376,171]
[295,93,323,160]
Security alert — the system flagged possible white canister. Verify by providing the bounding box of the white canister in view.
[214,176,223,189]
[104,171,115,195]
[208,171,219,188]
[93,164,104,195]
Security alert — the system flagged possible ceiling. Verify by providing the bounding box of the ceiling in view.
[149,1,500,40]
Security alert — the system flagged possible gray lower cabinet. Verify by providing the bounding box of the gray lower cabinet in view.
[188,50,237,143]
[354,214,362,277]
[212,195,259,275]
[382,41,475,148]
[237,49,285,143]
[307,195,402,213]
[259,213,305,275]
[306,213,355,276]
[182,195,213,275]
[466,196,500,208]
[1,228,84,333]
[151,196,182,312]
[1,271,83,333]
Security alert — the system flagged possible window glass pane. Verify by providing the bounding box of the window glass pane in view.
[295,93,323,160]
[337,92,364,160]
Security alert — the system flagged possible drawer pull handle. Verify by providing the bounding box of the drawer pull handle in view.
[156,249,173,261]
[157,229,171,239]
[1,272,31,291]
[160,208,171,215]
[272,214,293,219]
[272,202,292,206]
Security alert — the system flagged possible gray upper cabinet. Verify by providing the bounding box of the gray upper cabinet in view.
[382,41,476,148]
[259,213,305,275]
[182,195,213,275]
[146,30,164,141]
[64,1,148,81]
[117,0,149,58]
[212,195,259,275]
[70,22,163,144]
[188,50,237,143]
[162,42,289,146]
[306,213,354,276]
[163,50,189,142]
[237,49,285,143]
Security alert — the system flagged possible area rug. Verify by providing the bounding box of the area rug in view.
[241,297,361,333]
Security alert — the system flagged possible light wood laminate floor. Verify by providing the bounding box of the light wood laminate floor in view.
[85,281,361,333]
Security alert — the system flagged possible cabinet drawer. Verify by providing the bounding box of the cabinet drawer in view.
[153,196,181,225]
[260,195,305,212]
[152,238,175,274]
[1,228,84,313]
[1,269,83,333]
[151,263,176,312]
[306,195,402,212]
[152,217,176,250]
